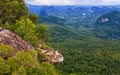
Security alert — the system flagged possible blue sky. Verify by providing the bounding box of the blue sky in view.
[25,0,120,5]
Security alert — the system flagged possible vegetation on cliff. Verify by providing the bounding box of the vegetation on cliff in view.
[0,0,62,75]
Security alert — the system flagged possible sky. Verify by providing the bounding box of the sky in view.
[25,0,120,5]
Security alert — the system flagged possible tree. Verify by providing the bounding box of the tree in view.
[15,17,39,47]
[29,14,38,24]
[18,66,27,75]
[37,24,50,42]
[0,57,11,75]
[15,17,36,37]
[0,0,28,24]
[41,62,58,75]
[0,44,14,59]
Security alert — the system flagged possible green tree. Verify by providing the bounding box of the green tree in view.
[15,17,39,47]
[0,0,28,24]
[37,24,50,42]
[41,62,58,75]
[0,47,60,75]
[29,14,38,24]
[15,50,39,67]
[0,57,11,75]
[0,44,14,59]
[18,66,27,75]
[7,50,40,75]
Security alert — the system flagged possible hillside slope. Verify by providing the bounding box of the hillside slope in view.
[94,11,120,39]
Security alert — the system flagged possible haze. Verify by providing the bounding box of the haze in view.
[25,0,120,5]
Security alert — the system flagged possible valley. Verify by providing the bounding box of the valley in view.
[27,5,120,75]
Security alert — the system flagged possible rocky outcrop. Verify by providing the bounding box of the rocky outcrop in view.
[0,27,34,52]
[0,27,63,63]
[38,44,64,64]
[98,17,109,23]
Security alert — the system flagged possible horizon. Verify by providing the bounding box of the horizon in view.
[26,3,120,7]
[25,0,120,6]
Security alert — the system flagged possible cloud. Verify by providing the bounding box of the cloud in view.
[25,0,120,5]
[103,0,120,2]
[103,0,120,5]
[25,0,72,5]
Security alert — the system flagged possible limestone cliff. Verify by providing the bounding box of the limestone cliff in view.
[0,27,63,63]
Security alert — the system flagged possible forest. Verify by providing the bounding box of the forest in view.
[0,0,120,75]
[27,4,120,75]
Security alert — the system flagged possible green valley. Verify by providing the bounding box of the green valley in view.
[0,0,120,75]
[27,6,120,75]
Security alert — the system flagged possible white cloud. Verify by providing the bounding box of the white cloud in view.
[103,0,120,5]
[26,0,74,5]
[103,0,120,2]
[25,0,120,5]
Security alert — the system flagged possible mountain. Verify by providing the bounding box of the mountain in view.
[94,11,120,39]
[27,5,120,33]
[27,5,120,75]
[27,5,120,19]
[39,15,66,25]
[27,5,120,40]
[39,9,48,17]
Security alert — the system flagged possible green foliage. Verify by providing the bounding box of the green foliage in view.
[27,50,38,60]
[70,73,77,75]
[0,56,11,74]
[0,0,50,48]
[0,44,14,59]
[15,17,39,47]
[24,33,39,47]
[41,62,58,75]
[18,66,27,75]
[29,14,38,24]
[15,17,36,37]
[39,16,65,25]
[0,48,59,75]
[95,11,120,39]
[37,24,50,42]
[0,0,60,75]
[0,0,28,24]
[15,50,37,67]
[37,9,120,75]
[44,17,120,74]
[50,36,120,75]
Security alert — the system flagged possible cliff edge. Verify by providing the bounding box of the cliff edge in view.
[0,27,63,63]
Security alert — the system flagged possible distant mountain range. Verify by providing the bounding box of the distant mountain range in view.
[27,4,120,19]
[27,5,120,39]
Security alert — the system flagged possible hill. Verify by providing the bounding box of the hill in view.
[94,11,120,39]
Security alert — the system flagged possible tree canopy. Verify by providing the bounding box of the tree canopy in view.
[0,0,58,75]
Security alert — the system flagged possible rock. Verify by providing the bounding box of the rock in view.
[38,44,64,64]
[41,48,64,64]
[0,27,34,53]
[0,27,63,63]
[99,17,109,23]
